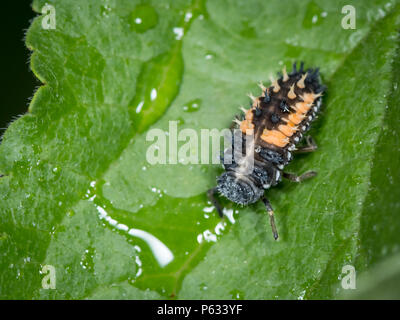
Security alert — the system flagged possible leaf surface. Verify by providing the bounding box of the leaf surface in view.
[0,0,399,299]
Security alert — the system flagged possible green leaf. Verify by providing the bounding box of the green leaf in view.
[1,0,399,299]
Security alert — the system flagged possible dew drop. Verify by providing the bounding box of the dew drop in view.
[136,101,144,114]
[182,98,201,113]
[100,5,112,17]
[150,88,157,101]
[173,27,184,40]
[230,289,245,300]
[130,5,158,33]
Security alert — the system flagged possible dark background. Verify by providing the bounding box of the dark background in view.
[1,2,37,135]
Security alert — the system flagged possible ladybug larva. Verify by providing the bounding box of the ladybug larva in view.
[207,62,326,240]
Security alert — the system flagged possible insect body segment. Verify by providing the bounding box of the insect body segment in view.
[208,62,325,240]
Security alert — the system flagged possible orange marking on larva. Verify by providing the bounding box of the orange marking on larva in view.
[282,117,297,128]
[261,129,289,147]
[288,84,296,99]
[245,109,254,121]
[288,112,305,124]
[278,124,298,137]
[261,134,289,147]
[253,99,260,108]
[300,93,314,103]
[295,102,312,114]
[301,92,322,104]
[296,72,308,89]
[240,120,254,133]
[270,76,280,93]
[247,121,254,130]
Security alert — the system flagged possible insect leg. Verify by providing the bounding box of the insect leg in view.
[262,197,279,240]
[207,187,224,218]
[294,136,318,153]
[283,171,317,182]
